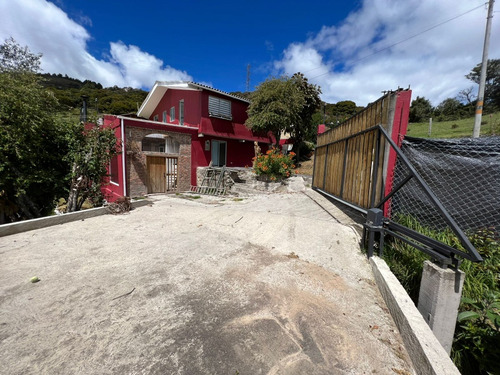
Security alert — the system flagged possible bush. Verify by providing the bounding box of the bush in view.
[297,141,315,159]
[253,148,296,181]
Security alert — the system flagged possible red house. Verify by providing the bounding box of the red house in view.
[101,81,272,202]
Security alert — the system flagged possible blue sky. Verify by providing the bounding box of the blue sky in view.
[1,0,499,106]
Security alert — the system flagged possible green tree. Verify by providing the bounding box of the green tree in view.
[409,96,433,123]
[0,37,41,73]
[246,76,304,146]
[466,59,500,110]
[435,98,464,121]
[287,73,322,161]
[334,100,358,122]
[65,123,119,212]
[0,38,69,223]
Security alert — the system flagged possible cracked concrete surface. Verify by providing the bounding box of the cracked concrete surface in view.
[0,190,414,374]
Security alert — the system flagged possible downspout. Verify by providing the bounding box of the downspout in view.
[121,118,127,197]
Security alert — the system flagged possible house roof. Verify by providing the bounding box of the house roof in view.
[137,81,250,119]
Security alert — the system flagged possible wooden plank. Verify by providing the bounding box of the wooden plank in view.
[147,156,166,194]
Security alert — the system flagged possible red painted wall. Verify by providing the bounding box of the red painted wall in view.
[150,89,201,127]
[101,115,126,202]
[383,90,412,217]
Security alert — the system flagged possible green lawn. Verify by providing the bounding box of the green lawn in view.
[406,112,500,139]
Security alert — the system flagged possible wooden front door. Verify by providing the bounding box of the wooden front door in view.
[147,156,166,193]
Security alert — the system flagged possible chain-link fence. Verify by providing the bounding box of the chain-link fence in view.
[389,135,500,237]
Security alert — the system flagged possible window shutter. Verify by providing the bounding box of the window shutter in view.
[209,96,219,115]
[208,96,232,120]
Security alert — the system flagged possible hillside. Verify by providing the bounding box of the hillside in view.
[40,73,148,118]
[406,112,500,138]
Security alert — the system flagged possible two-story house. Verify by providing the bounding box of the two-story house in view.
[102,81,273,201]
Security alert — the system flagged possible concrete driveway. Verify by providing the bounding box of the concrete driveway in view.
[0,190,414,374]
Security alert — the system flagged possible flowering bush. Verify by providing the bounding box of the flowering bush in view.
[253,148,297,181]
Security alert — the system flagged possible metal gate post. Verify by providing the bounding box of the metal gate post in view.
[364,208,384,258]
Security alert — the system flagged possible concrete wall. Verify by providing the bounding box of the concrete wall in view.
[0,199,151,238]
[370,256,461,375]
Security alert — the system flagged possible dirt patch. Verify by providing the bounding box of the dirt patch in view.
[295,155,314,176]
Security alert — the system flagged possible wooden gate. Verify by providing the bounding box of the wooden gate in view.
[147,156,178,194]
[147,156,166,193]
[312,89,412,212]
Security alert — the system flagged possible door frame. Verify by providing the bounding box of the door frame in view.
[211,140,227,167]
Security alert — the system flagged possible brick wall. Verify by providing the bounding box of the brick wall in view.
[125,126,191,197]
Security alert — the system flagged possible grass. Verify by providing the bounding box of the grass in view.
[407,112,500,138]
[379,217,500,375]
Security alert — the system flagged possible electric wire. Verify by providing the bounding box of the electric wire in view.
[307,3,488,80]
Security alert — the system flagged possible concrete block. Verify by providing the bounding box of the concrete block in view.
[418,260,464,354]
[370,256,460,375]
[0,199,151,237]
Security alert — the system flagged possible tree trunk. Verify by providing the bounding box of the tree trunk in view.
[66,180,79,212]
[67,173,88,212]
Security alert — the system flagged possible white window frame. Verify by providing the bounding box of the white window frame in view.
[153,114,159,122]
[162,110,167,123]
[109,156,119,186]
[179,100,184,125]
[170,106,175,122]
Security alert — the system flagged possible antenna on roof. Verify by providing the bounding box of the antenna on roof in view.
[246,64,251,92]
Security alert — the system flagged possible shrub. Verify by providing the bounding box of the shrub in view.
[253,148,296,181]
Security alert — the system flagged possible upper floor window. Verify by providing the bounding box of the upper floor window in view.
[208,96,232,120]
[179,100,184,125]
[170,106,175,122]
[162,110,167,123]
[153,114,159,122]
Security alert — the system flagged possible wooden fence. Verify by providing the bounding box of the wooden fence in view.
[313,89,412,212]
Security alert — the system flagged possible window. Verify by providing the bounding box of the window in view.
[153,114,159,122]
[211,140,227,167]
[110,155,119,184]
[142,138,163,152]
[142,135,180,154]
[179,100,184,125]
[170,106,175,122]
[165,138,180,154]
[208,96,232,120]
[162,110,167,123]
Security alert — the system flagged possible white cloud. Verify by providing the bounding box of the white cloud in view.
[275,0,500,106]
[0,0,191,88]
